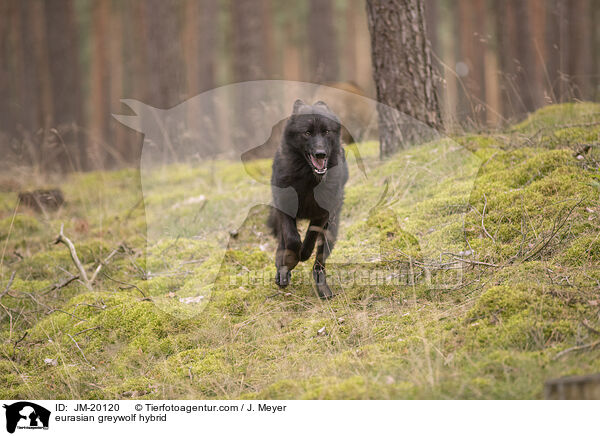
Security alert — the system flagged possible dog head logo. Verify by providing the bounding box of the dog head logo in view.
[3,402,50,433]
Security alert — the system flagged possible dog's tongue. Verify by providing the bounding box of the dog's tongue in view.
[310,155,326,170]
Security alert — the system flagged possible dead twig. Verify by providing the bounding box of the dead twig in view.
[12,331,28,357]
[0,302,13,341]
[47,308,87,322]
[581,319,600,336]
[89,245,123,284]
[0,271,16,299]
[101,272,147,298]
[67,333,95,369]
[40,274,80,295]
[481,194,495,243]
[23,291,87,322]
[520,199,583,263]
[53,224,123,291]
[553,339,600,360]
[73,326,102,337]
[442,253,501,268]
[54,224,92,291]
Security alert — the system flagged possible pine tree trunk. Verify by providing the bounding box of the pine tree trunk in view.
[567,0,592,99]
[145,0,184,108]
[231,0,266,152]
[307,0,339,82]
[184,0,218,95]
[366,0,442,157]
[354,0,374,93]
[44,0,83,170]
[109,1,126,167]
[232,0,266,82]
[344,0,358,82]
[456,0,486,124]
[89,0,109,169]
[0,0,14,136]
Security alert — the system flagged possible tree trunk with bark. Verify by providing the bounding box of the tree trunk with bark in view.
[366,0,442,157]
[45,0,83,170]
[89,0,110,169]
[308,0,339,82]
[232,0,266,82]
[184,0,218,95]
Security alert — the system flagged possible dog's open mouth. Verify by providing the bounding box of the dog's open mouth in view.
[307,154,328,175]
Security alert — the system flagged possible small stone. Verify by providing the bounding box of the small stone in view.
[44,358,57,366]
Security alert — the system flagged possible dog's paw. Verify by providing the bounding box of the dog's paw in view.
[275,268,291,287]
[315,282,333,299]
[312,268,333,299]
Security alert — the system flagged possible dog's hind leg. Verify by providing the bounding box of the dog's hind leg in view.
[275,213,301,287]
[312,214,339,299]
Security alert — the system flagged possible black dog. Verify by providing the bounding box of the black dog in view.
[267,100,348,298]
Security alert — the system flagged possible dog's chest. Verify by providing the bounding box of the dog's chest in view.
[296,188,325,219]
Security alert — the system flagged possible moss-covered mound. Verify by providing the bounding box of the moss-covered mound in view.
[0,103,599,399]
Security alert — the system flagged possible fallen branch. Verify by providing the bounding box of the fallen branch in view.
[53,224,123,291]
[442,252,501,268]
[553,339,600,360]
[40,274,80,295]
[54,224,92,291]
[89,245,123,284]
[581,319,600,336]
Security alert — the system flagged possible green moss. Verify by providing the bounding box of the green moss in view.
[364,208,421,261]
[561,236,600,266]
[0,214,42,240]
[512,102,600,133]
[2,103,599,399]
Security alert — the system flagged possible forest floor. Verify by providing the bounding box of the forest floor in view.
[1,103,599,399]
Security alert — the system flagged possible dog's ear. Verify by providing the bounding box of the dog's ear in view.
[292,99,306,114]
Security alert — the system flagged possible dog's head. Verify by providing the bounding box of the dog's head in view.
[284,99,342,176]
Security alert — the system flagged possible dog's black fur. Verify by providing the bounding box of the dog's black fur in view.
[267,100,348,298]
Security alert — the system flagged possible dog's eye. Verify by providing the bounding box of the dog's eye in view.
[304,131,311,137]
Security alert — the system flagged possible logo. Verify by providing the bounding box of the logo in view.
[2,402,50,434]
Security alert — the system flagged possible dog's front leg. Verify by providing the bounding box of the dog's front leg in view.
[275,213,301,287]
[312,214,340,299]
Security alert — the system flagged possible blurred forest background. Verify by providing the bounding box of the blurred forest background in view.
[0,0,599,172]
